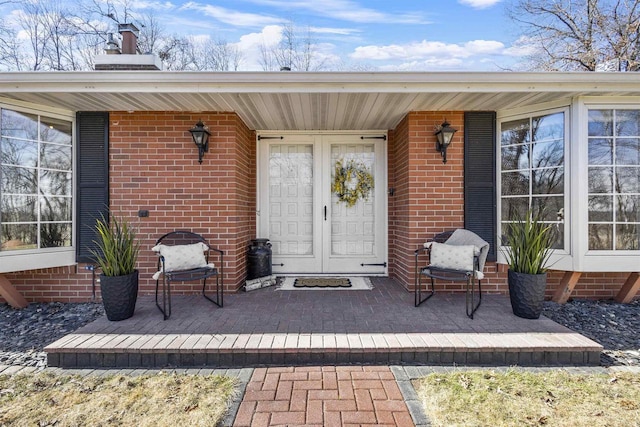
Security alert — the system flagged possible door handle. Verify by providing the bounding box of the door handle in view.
[324,205,327,221]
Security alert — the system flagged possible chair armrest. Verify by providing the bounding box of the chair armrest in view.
[414,246,430,256]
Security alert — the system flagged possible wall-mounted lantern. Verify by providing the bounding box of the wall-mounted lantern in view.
[189,120,211,164]
[434,120,457,164]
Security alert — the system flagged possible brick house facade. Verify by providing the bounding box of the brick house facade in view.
[1,103,637,303]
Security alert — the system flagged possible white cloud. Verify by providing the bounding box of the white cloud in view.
[463,40,505,54]
[181,2,283,27]
[309,26,360,36]
[129,1,176,10]
[378,58,466,71]
[458,0,502,9]
[244,0,428,24]
[502,36,539,57]
[233,25,283,69]
[350,38,512,70]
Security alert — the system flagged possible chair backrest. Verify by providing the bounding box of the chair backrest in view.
[156,230,208,247]
[443,229,490,272]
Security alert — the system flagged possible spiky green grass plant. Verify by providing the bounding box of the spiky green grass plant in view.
[503,210,555,274]
[90,213,140,276]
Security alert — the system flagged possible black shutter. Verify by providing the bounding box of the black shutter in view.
[76,112,109,263]
[464,112,497,261]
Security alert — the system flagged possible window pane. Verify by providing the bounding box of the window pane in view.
[1,224,37,251]
[39,170,72,196]
[532,196,564,221]
[616,110,640,137]
[532,167,563,194]
[588,109,613,136]
[1,110,38,140]
[1,195,37,222]
[550,225,564,250]
[501,118,529,146]
[589,224,613,250]
[617,195,640,223]
[501,197,528,220]
[532,140,563,168]
[41,143,72,170]
[40,196,72,221]
[533,112,564,141]
[616,224,640,250]
[40,223,71,248]
[40,117,72,144]
[588,167,613,193]
[1,165,37,194]
[501,171,529,196]
[588,196,613,221]
[500,112,565,250]
[588,138,613,165]
[616,167,640,193]
[616,138,640,166]
[1,138,37,167]
[501,145,529,170]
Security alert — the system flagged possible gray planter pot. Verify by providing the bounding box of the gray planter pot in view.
[100,270,139,321]
[508,270,547,319]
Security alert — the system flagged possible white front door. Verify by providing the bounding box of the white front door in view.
[258,132,387,275]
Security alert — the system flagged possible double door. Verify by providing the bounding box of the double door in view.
[257,133,387,274]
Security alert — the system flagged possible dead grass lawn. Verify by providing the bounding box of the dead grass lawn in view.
[415,369,640,427]
[0,371,236,426]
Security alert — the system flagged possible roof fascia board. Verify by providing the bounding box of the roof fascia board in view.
[0,72,639,95]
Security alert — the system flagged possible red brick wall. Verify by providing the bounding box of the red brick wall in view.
[2,111,255,302]
[388,111,467,290]
[108,111,256,295]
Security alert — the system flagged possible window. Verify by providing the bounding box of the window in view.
[500,111,565,248]
[0,108,73,253]
[587,109,640,250]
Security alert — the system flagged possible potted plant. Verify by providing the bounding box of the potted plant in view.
[90,212,140,321]
[503,210,555,319]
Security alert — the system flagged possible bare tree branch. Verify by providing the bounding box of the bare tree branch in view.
[509,0,640,71]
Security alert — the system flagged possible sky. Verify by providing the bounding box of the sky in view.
[165,0,531,71]
[3,0,535,71]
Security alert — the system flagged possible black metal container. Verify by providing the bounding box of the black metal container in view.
[247,238,272,280]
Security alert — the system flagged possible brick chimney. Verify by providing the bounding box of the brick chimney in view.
[118,23,139,55]
[94,23,162,70]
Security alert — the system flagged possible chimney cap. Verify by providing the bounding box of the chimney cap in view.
[118,23,139,36]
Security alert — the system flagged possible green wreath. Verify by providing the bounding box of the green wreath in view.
[331,159,374,207]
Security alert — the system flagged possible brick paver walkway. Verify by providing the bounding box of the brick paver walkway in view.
[233,366,414,426]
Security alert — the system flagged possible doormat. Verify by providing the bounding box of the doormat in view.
[278,277,373,291]
[294,277,352,288]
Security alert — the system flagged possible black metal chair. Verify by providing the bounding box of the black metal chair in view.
[153,231,223,320]
[414,229,489,319]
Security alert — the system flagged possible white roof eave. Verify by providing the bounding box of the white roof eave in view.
[1,71,639,130]
[0,71,639,94]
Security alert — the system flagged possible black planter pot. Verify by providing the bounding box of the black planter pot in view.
[100,270,139,321]
[508,270,547,319]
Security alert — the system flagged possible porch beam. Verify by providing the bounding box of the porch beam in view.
[0,274,29,309]
[614,272,640,304]
[551,271,583,304]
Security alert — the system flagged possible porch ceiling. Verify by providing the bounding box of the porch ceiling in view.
[1,71,640,130]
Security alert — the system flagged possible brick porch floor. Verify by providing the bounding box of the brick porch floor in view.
[45,277,602,368]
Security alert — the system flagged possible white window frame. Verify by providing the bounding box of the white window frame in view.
[497,103,573,271]
[573,97,640,272]
[0,100,76,273]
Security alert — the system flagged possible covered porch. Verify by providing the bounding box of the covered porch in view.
[45,278,602,368]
